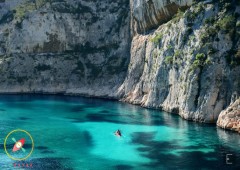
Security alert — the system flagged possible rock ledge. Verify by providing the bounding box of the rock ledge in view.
[217,99,240,133]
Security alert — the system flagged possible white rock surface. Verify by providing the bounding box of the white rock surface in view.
[217,99,240,133]
[0,0,240,129]
[120,1,240,123]
[0,0,131,98]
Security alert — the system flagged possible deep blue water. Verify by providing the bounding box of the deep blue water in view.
[0,94,239,170]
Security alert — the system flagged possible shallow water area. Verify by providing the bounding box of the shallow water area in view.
[0,94,239,170]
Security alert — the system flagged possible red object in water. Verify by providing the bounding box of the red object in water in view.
[13,138,25,152]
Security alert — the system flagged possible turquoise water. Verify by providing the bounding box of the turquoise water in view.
[0,94,239,170]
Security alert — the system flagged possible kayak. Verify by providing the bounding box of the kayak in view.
[13,138,25,152]
[115,132,122,137]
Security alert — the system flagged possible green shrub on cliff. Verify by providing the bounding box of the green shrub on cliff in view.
[196,53,205,61]
[151,33,163,45]
[205,57,212,65]
[172,8,184,23]
[185,11,197,22]
[204,17,215,25]
[15,2,35,21]
[200,32,208,43]
[216,15,235,32]
[200,26,218,43]
[174,50,182,58]
[190,53,206,71]
[14,0,47,21]
[167,45,173,50]
[164,56,173,64]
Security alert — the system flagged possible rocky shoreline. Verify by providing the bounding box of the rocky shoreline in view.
[217,99,240,133]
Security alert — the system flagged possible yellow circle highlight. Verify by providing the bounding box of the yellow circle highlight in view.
[4,129,34,161]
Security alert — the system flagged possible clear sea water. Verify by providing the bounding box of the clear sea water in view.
[0,94,239,170]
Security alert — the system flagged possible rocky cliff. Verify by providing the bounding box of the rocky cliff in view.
[0,0,130,97]
[119,0,240,125]
[0,0,240,131]
[217,98,240,133]
[131,0,193,34]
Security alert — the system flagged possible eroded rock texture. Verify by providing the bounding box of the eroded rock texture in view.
[119,1,240,123]
[0,0,240,131]
[217,99,240,133]
[131,0,193,34]
[0,0,130,97]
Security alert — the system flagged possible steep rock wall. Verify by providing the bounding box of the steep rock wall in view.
[119,1,240,123]
[131,0,193,34]
[0,0,130,97]
[0,0,240,128]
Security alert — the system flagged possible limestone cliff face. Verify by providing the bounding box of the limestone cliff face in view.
[217,99,240,133]
[0,0,130,97]
[0,0,240,129]
[119,1,240,123]
[131,0,193,34]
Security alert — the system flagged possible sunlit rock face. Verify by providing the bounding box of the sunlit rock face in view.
[119,1,240,123]
[131,0,193,34]
[0,0,130,97]
[217,99,240,133]
[0,0,240,129]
